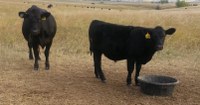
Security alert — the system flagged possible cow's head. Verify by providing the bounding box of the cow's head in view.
[145,26,176,51]
[19,5,51,36]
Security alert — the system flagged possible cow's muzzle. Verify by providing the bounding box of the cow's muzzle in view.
[31,29,40,36]
[156,45,163,51]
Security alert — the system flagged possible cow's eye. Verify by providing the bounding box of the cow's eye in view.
[40,14,46,20]
[41,16,46,21]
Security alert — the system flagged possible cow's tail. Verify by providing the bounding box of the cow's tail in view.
[89,20,97,56]
[89,22,92,56]
[89,38,93,56]
[89,31,94,56]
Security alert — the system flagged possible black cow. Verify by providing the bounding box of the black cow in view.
[47,4,53,8]
[19,5,57,70]
[89,20,176,86]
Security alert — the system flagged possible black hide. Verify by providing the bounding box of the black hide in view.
[19,5,57,70]
[89,20,176,85]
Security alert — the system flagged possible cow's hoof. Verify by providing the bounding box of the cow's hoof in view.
[100,75,106,81]
[95,74,99,79]
[34,65,39,70]
[45,67,49,70]
[34,67,39,70]
[127,83,132,86]
[101,80,106,83]
[135,82,140,86]
[135,79,140,86]
[95,76,99,79]
[100,77,106,83]
[29,58,34,60]
[45,63,50,70]
[127,80,132,86]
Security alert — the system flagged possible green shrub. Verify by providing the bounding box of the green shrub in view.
[161,0,168,4]
[176,0,189,7]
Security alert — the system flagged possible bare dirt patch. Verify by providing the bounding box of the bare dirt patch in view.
[0,54,199,105]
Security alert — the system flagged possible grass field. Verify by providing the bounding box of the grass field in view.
[0,0,200,105]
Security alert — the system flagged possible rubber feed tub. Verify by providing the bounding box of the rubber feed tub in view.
[138,75,179,96]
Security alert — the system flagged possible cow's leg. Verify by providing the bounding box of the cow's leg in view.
[93,52,100,78]
[28,42,33,60]
[38,47,41,60]
[33,44,39,70]
[127,59,134,86]
[135,62,142,86]
[93,52,106,82]
[44,41,52,70]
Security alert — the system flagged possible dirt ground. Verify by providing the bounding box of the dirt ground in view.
[0,53,199,105]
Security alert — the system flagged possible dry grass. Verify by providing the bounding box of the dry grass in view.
[0,0,200,105]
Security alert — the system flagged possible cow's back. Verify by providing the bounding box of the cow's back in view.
[89,20,133,60]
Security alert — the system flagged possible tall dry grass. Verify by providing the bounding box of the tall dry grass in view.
[0,0,200,69]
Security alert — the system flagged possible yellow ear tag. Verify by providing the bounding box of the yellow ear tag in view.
[145,32,151,39]
[41,17,46,20]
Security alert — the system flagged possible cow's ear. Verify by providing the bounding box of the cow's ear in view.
[19,12,28,18]
[41,12,51,20]
[165,28,176,35]
[145,32,151,39]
